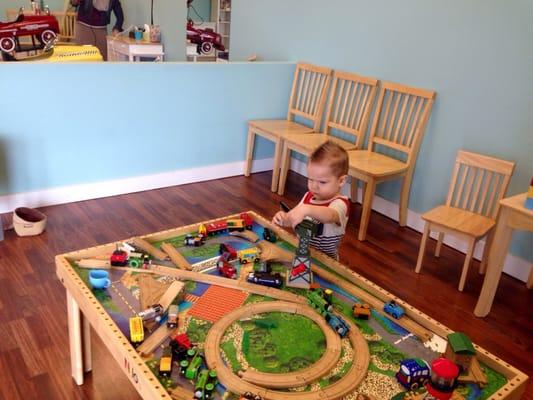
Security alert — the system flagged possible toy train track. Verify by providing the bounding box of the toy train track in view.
[203,301,369,400]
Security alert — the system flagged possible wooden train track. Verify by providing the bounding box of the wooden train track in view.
[143,265,309,305]
[236,303,342,388]
[203,301,369,400]
[257,238,433,342]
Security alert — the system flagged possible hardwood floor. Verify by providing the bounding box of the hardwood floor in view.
[0,171,531,400]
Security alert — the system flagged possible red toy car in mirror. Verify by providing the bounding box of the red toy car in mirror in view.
[186,19,225,54]
[0,12,59,54]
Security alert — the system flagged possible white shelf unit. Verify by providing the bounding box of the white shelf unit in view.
[211,0,231,60]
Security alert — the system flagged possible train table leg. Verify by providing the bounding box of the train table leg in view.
[82,314,92,373]
[67,290,84,385]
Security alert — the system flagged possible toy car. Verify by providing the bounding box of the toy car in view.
[110,249,128,266]
[0,12,59,54]
[353,303,371,319]
[262,227,277,242]
[184,233,205,247]
[384,300,405,319]
[219,243,237,259]
[247,271,283,288]
[217,260,237,279]
[186,19,225,54]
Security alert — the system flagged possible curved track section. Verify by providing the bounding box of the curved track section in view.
[236,303,342,388]
[204,302,369,399]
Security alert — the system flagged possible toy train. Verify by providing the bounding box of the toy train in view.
[306,287,350,337]
[198,213,254,236]
[307,287,333,316]
[158,334,218,398]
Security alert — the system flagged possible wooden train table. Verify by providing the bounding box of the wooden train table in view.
[55,211,528,400]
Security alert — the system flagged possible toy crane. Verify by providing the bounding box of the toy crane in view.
[286,219,320,289]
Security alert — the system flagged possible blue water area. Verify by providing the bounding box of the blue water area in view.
[466,383,482,400]
[314,275,361,303]
[373,312,409,335]
[179,301,193,311]
[189,281,210,297]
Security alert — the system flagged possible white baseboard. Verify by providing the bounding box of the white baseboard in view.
[0,158,274,214]
[0,155,529,283]
[288,156,531,283]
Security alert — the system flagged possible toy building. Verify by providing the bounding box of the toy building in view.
[445,332,476,372]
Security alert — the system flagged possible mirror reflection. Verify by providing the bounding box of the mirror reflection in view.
[0,0,231,62]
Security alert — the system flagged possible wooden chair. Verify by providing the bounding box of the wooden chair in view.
[52,11,77,42]
[244,63,333,192]
[415,150,515,291]
[277,70,379,196]
[347,81,436,241]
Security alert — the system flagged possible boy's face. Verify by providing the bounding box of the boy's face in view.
[307,161,347,201]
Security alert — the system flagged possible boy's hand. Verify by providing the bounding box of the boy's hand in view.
[272,211,289,227]
[285,204,308,228]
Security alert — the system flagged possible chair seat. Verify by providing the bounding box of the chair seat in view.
[248,119,314,136]
[284,133,358,153]
[422,205,495,238]
[348,150,408,178]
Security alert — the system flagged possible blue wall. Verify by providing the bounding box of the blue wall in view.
[231,0,533,261]
[188,0,211,23]
[0,62,291,190]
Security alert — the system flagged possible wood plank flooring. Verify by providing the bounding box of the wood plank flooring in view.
[0,171,531,399]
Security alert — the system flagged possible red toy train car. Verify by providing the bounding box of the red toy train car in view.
[0,12,59,53]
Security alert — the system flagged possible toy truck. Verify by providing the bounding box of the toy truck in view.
[353,303,371,319]
[159,347,173,377]
[167,304,179,328]
[129,316,144,344]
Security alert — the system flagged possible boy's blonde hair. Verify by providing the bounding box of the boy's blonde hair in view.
[309,141,349,177]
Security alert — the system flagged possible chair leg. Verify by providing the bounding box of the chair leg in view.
[458,238,476,292]
[277,144,291,196]
[361,181,366,205]
[479,231,494,275]
[415,222,431,273]
[350,178,358,204]
[399,172,413,227]
[435,232,444,258]
[271,137,283,193]
[358,179,376,241]
[244,126,256,177]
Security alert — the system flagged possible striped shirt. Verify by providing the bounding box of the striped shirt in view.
[299,191,350,259]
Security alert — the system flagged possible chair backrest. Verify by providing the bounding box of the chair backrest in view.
[368,81,436,165]
[446,150,515,219]
[287,63,333,131]
[5,8,19,21]
[323,70,379,148]
[52,11,77,41]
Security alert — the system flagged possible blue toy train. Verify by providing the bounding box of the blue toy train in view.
[306,287,350,338]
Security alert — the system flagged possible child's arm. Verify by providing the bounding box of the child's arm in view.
[272,211,290,227]
[285,203,340,228]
